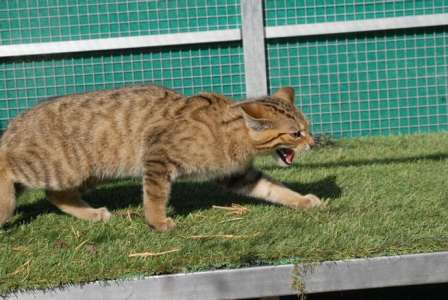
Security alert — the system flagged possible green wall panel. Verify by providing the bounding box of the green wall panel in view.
[264,0,448,26]
[0,43,245,129]
[267,28,448,137]
[0,0,241,45]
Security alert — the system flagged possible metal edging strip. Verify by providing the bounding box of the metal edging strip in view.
[6,252,448,300]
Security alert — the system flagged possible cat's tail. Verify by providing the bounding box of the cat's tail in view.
[0,151,15,226]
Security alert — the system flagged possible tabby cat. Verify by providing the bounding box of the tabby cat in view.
[0,85,320,231]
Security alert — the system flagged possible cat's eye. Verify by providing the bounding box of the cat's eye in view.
[290,131,302,138]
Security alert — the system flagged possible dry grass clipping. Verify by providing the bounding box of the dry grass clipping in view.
[187,233,260,240]
[217,217,244,224]
[128,248,180,258]
[115,209,143,221]
[7,259,31,278]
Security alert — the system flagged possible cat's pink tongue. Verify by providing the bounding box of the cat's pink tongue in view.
[285,149,295,164]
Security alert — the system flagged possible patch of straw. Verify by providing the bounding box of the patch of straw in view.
[212,204,250,216]
[116,210,142,221]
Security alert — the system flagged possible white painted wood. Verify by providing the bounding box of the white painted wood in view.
[266,13,448,39]
[241,0,268,97]
[6,252,448,300]
[0,29,241,58]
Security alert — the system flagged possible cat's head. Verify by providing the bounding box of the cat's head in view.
[233,87,314,167]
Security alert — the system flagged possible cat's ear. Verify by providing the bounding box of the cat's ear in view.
[231,101,272,131]
[273,87,295,105]
[241,113,272,131]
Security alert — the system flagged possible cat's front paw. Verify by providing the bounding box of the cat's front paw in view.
[92,207,112,222]
[304,194,321,208]
[150,217,176,232]
[287,194,322,209]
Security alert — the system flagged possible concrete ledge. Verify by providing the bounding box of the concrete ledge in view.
[5,252,448,300]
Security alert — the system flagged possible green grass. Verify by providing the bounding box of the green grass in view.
[1,133,448,294]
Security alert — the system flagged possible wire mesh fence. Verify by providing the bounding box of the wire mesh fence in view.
[267,28,448,137]
[1,0,447,137]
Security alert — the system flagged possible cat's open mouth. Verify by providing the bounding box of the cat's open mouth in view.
[276,148,295,166]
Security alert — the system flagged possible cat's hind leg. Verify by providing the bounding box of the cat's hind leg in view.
[0,156,16,226]
[46,189,111,222]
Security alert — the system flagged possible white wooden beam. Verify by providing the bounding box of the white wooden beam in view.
[1,14,447,59]
[266,13,448,39]
[0,29,241,58]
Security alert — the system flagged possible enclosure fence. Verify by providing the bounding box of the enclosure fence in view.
[1,0,447,137]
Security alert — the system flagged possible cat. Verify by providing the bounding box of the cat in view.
[0,85,321,231]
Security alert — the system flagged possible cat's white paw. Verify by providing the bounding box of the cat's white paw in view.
[304,194,322,208]
[150,217,176,232]
[92,207,112,222]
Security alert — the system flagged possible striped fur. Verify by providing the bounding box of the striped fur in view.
[0,85,320,231]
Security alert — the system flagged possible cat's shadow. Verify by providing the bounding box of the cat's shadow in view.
[8,175,341,228]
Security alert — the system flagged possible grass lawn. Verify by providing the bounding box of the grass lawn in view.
[1,133,448,294]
